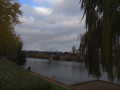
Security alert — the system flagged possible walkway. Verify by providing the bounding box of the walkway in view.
[30,71,120,90]
[71,80,120,90]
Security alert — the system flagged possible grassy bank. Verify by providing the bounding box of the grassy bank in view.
[0,59,65,90]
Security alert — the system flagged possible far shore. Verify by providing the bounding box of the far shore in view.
[26,55,85,62]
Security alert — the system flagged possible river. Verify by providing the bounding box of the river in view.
[24,58,120,85]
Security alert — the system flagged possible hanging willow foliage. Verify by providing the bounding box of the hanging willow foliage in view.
[79,0,120,80]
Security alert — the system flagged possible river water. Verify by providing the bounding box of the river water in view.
[24,58,120,85]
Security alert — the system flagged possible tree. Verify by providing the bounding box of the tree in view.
[79,0,120,80]
[16,36,26,65]
[0,0,24,63]
[0,0,22,25]
[72,45,76,55]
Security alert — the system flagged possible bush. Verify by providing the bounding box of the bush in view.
[53,55,60,60]
[17,51,26,65]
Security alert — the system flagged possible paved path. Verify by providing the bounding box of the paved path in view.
[29,71,120,90]
[71,80,120,90]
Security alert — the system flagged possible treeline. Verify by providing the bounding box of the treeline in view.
[60,55,85,62]
[0,0,26,65]
[27,53,50,59]
[27,53,85,62]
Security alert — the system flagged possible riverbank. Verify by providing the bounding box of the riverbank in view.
[0,59,65,90]
[29,71,72,90]
[26,71,120,90]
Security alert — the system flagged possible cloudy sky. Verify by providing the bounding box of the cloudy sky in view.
[16,0,86,52]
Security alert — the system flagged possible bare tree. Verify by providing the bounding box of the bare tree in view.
[72,45,76,54]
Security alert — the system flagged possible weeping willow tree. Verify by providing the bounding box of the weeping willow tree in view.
[79,0,120,80]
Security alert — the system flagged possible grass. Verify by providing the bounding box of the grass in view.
[0,59,65,90]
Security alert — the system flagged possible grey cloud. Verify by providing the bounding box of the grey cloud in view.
[53,0,81,15]
[16,0,85,51]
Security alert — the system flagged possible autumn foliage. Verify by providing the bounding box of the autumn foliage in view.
[0,0,26,64]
